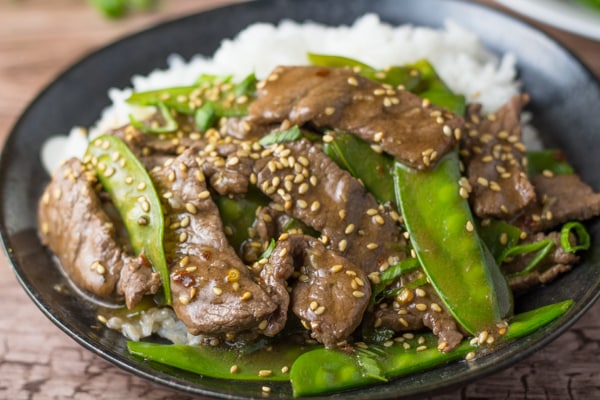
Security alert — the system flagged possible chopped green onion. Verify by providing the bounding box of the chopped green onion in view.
[128,101,178,134]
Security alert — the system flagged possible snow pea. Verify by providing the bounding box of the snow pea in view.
[406,59,466,115]
[126,73,256,117]
[129,101,178,134]
[289,348,386,396]
[526,149,574,177]
[215,187,270,253]
[478,220,523,263]
[127,337,319,381]
[86,134,171,304]
[323,130,396,204]
[307,53,422,91]
[393,151,513,334]
[290,299,572,396]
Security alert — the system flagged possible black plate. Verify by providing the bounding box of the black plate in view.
[2,0,600,398]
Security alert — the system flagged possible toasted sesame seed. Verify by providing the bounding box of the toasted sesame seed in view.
[298,182,310,194]
[310,201,321,212]
[352,290,365,298]
[230,365,239,374]
[324,107,336,116]
[345,224,356,235]
[466,220,474,232]
[465,351,476,361]
[415,303,428,312]
[430,303,443,313]
[373,215,385,225]
[179,232,188,243]
[477,177,489,187]
[198,190,211,200]
[314,306,326,315]
[415,288,427,297]
[297,199,308,209]
[262,386,271,393]
[258,370,272,377]
[416,345,428,352]
[399,317,409,328]
[339,209,347,220]
[338,239,348,252]
[178,295,190,305]
[258,320,268,330]
[366,242,379,250]
[330,264,344,273]
[347,76,359,86]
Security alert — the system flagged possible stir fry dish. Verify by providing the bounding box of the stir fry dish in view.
[37,55,598,396]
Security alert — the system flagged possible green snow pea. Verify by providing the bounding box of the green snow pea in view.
[129,101,179,134]
[406,59,466,115]
[290,299,572,396]
[526,149,574,177]
[216,187,270,253]
[126,73,256,117]
[128,337,319,381]
[86,134,171,304]
[290,348,386,396]
[393,151,513,334]
[307,53,422,91]
[478,219,523,262]
[323,130,395,204]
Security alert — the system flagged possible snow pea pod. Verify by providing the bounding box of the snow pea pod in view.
[290,299,572,396]
[393,151,513,334]
[307,53,422,91]
[126,73,256,117]
[86,134,171,304]
[128,338,319,381]
[526,149,574,177]
[323,130,396,204]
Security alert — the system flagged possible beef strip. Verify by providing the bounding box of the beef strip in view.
[369,270,464,352]
[520,174,600,232]
[503,231,579,294]
[461,94,536,218]
[248,66,462,170]
[259,234,370,347]
[38,158,160,307]
[253,138,407,274]
[149,148,277,337]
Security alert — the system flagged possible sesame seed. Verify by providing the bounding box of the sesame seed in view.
[314,306,326,315]
[339,209,347,220]
[373,215,385,225]
[262,386,271,393]
[179,232,188,243]
[324,107,336,116]
[352,290,365,298]
[399,318,409,328]
[465,351,476,361]
[415,303,428,312]
[310,201,320,212]
[230,365,239,374]
[338,239,348,252]
[258,370,272,377]
[366,242,379,250]
[198,190,211,200]
[430,303,443,312]
[185,202,198,214]
[345,224,356,235]
[258,320,268,330]
[415,288,427,297]
[297,199,308,209]
[298,182,309,194]
[347,76,359,86]
[416,345,428,352]
[241,291,253,301]
[477,177,489,187]
[466,220,474,232]
[330,264,344,273]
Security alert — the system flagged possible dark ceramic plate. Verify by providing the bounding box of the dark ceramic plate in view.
[2,0,600,398]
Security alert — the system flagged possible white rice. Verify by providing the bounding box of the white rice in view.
[46,15,532,341]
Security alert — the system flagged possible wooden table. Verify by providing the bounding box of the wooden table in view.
[1,1,598,399]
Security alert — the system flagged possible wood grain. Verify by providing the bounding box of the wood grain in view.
[0,1,599,399]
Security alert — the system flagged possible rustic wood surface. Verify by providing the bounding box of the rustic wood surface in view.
[0,0,599,399]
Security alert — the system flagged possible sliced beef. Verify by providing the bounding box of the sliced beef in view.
[38,158,160,307]
[253,138,407,274]
[150,148,277,337]
[249,66,462,170]
[520,173,600,232]
[503,231,579,294]
[370,271,464,352]
[461,94,536,218]
[259,234,370,347]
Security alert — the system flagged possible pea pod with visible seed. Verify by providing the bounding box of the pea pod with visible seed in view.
[85,134,171,304]
[393,151,513,334]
